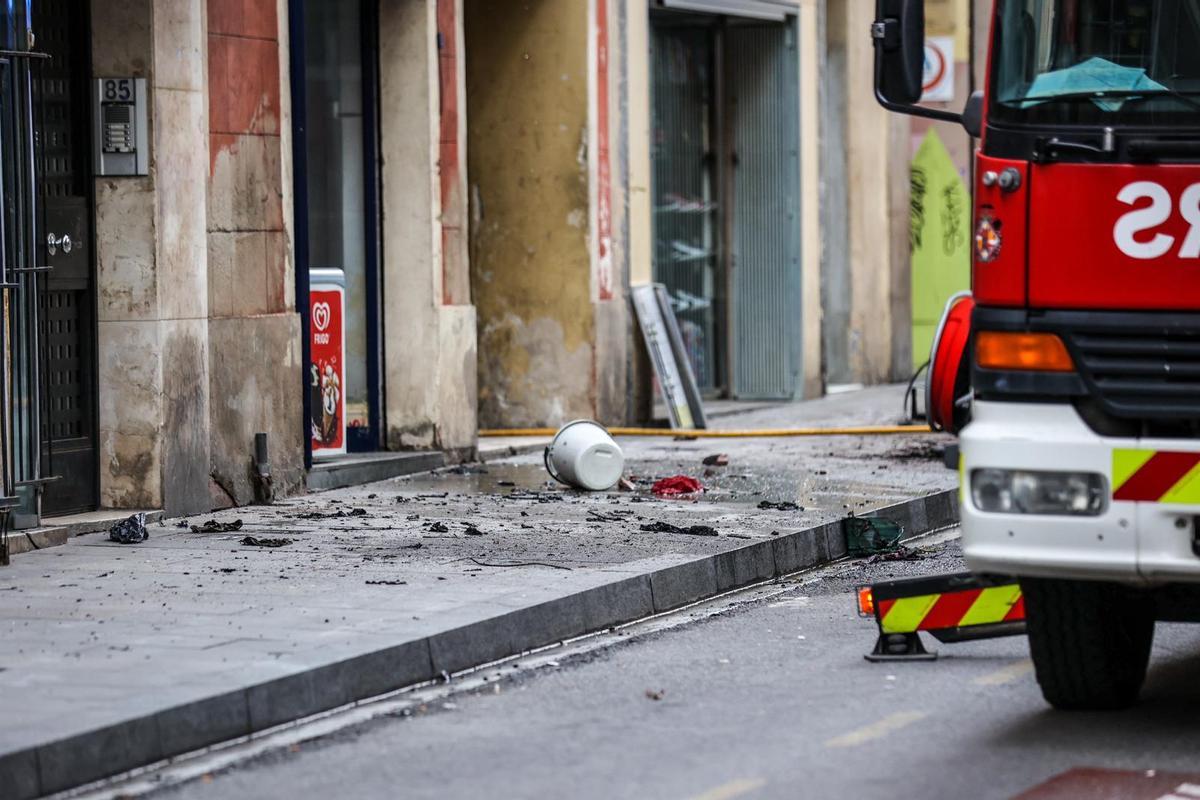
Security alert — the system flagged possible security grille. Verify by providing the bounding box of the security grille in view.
[728,22,802,399]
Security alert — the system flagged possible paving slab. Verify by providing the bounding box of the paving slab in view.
[0,385,957,798]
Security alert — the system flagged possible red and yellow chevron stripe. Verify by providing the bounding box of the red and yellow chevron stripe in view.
[1113,449,1200,504]
[878,584,1024,635]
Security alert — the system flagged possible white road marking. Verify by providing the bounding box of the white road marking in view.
[689,778,768,800]
[973,659,1034,687]
[825,711,929,748]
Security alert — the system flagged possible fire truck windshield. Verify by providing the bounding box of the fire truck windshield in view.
[991,0,1200,126]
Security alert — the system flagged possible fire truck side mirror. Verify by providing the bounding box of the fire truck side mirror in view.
[962,91,984,139]
[873,0,925,106]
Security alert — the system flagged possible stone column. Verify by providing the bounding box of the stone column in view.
[205,0,303,506]
[379,0,477,455]
[93,0,212,515]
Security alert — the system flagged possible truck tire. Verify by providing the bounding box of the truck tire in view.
[1021,578,1154,711]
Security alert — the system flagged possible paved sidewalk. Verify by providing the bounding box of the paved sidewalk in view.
[1,386,956,798]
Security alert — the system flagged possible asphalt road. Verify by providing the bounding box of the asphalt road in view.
[160,536,1200,800]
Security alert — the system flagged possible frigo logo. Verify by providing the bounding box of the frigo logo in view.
[312,302,332,333]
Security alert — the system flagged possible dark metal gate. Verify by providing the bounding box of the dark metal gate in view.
[727,21,801,399]
[36,0,96,516]
[0,1,44,559]
[0,0,91,561]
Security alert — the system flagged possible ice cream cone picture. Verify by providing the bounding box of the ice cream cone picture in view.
[321,364,341,443]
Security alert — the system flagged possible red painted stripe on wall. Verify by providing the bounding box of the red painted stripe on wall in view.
[595,0,613,301]
[437,0,463,306]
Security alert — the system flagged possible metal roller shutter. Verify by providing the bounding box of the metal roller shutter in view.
[658,0,798,21]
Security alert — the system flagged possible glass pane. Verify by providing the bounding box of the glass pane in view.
[651,25,722,394]
[992,0,1200,125]
[304,0,369,434]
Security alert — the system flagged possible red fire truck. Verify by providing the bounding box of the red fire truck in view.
[874,0,1200,709]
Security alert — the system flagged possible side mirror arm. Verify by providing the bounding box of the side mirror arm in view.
[871,20,970,126]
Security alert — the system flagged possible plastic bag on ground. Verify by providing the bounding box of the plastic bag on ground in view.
[109,513,148,544]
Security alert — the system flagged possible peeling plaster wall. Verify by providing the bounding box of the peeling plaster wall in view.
[465,0,597,429]
[205,0,304,506]
[824,0,912,385]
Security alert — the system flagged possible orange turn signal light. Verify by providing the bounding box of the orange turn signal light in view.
[976,331,1075,373]
[857,586,875,618]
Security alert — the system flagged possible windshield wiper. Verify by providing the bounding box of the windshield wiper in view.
[1015,88,1200,113]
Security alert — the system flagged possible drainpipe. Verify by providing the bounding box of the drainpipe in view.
[253,432,274,504]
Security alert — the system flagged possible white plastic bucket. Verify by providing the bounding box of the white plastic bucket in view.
[544,420,625,491]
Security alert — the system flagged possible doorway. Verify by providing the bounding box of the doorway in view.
[293,0,383,460]
[650,12,802,401]
[35,0,98,516]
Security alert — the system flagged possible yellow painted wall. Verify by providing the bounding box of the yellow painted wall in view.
[465,0,596,427]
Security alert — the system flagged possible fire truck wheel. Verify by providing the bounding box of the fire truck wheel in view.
[1022,578,1154,711]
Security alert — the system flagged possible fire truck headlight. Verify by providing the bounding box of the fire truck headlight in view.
[971,469,1107,516]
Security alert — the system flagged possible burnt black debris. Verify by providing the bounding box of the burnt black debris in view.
[464,525,486,536]
[867,545,928,563]
[298,508,368,520]
[191,519,244,533]
[506,490,562,503]
[758,501,802,512]
[427,522,449,533]
[702,454,730,467]
[365,579,407,586]
[639,521,719,537]
[240,536,293,548]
